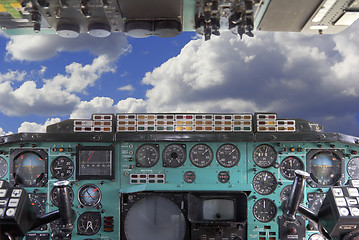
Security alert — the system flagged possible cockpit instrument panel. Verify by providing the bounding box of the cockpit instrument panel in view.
[0,112,358,240]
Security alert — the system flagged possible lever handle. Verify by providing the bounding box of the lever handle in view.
[284,170,310,221]
[53,181,75,234]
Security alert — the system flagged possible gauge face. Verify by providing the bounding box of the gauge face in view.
[29,193,47,231]
[307,192,326,214]
[77,146,114,180]
[50,186,75,207]
[135,144,160,168]
[216,144,240,168]
[124,196,186,240]
[10,149,48,187]
[253,198,277,222]
[51,156,74,180]
[252,171,277,195]
[162,144,186,168]
[280,185,304,203]
[189,144,213,168]
[280,156,304,180]
[218,171,230,183]
[78,184,102,207]
[184,171,196,183]
[253,145,277,168]
[77,211,101,236]
[307,150,343,187]
[309,234,325,240]
[0,157,8,178]
[347,157,359,178]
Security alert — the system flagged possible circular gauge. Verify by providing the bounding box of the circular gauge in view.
[77,211,101,236]
[0,157,8,178]
[253,198,277,223]
[216,144,240,168]
[135,144,160,168]
[189,144,213,168]
[280,185,304,203]
[307,149,344,187]
[29,193,47,231]
[347,157,359,179]
[280,156,304,180]
[162,144,186,168]
[184,171,196,183]
[50,156,74,180]
[50,186,75,207]
[78,184,102,207]
[309,233,325,240]
[253,144,277,168]
[252,171,277,195]
[124,196,186,240]
[218,171,230,183]
[11,149,48,187]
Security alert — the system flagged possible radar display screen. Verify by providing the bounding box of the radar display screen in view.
[76,145,115,180]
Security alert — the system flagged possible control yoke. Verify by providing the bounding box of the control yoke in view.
[284,170,359,240]
[0,180,76,240]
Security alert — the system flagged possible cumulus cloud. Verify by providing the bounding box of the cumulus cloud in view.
[140,28,359,135]
[0,127,12,136]
[70,97,147,119]
[18,118,61,133]
[118,84,134,92]
[0,70,26,83]
[5,33,130,61]
[0,56,115,116]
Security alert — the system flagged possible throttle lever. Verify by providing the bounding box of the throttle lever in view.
[53,180,76,235]
[283,170,310,221]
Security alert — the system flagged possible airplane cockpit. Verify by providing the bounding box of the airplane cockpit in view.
[0,112,359,240]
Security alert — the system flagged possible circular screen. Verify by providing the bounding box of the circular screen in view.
[124,196,186,240]
[307,150,343,187]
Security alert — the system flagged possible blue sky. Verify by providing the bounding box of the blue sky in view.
[0,25,359,136]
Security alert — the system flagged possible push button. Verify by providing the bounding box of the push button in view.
[0,199,8,206]
[8,198,19,207]
[0,208,4,216]
[6,208,16,217]
[11,189,22,198]
[0,189,7,197]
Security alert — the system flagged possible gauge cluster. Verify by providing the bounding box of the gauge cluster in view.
[0,139,358,240]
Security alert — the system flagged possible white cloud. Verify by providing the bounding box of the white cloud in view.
[0,127,12,136]
[18,118,61,133]
[5,33,130,61]
[140,29,359,135]
[0,70,26,83]
[118,84,134,92]
[0,55,115,116]
[70,97,147,119]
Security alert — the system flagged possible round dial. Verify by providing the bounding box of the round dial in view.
[309,234,325,240]
[183,171,196,183]
[189,144,213,168]
[50,156,74,180]
[124,196,186,240]
[11,149,48,187]
[162,144,186,168]
[0,157,8,178]
[77,211,101,236]
[218,171,230,183]
[29,193,47,231]
[307,149,343,187]
[253,198,277,222]
[252,171,277,195]
[347,157,359,179]
[280,156,304,180]
[253,145,277,168]
[280,185,304,203]
[78,184,102,207]
[135,144,160,168]
[216,144,240,168]
[50,186,75,207]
